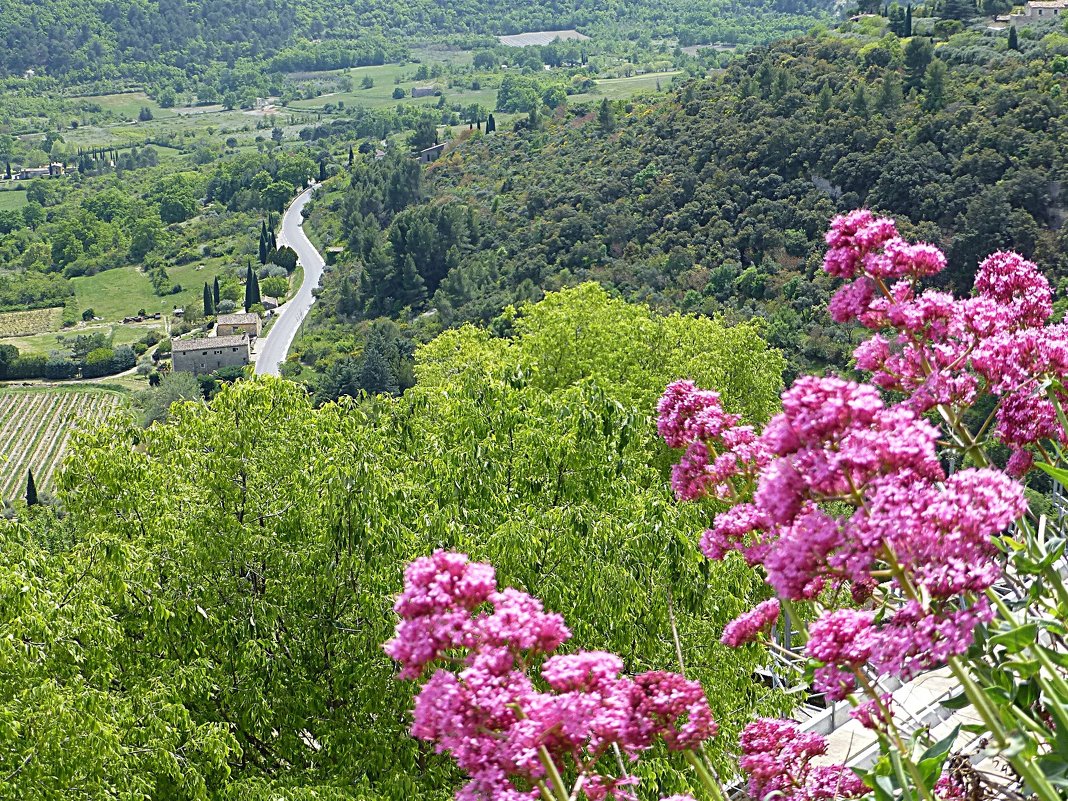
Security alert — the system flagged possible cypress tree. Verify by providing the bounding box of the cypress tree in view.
[486,113,496,133]
[348,146,354,165]
[245,262,255,312]
[26,470,38,506]
[269,229,277,251]
[258,229,268,265]
[4,162,10,179]
[204,282,215,315]
[1008,25,1018,50]
[319,160,327,182]
[598,98,615,131]
[213,275,220,305]
[905,4,913,36]
[251,271,261,307]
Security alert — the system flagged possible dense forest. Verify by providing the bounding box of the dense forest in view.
[301,18,1068,385]
[0,0,834,80]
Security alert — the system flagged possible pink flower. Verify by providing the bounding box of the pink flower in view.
[740,718,865,801]
[828,278,876,323]
[482,588,570,654]
[851,693,893,730]
[1006,448,1034,478]
[657,380,740,448]
[823,210,899,278]
[863,237,947,280]
[721,599,781,647]
[805,609,876,700]
[541,652,624,692]
[973,251,1052,329]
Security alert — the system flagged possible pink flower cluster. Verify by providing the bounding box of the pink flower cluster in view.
[660,372,1024,686]
[657,381,769,501]
[824,211,1063,462]
[386,551,719,801]
[739,718,866,801]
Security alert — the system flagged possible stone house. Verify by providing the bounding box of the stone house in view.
[216,312,262,338]
[171,334,250,374]
[419,142,447,163]
[1011,0,1068,24]
[411,86,440,98]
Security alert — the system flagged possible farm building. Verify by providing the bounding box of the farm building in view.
[1011,0,1068,23]
[172,334,250,374]
[216,312,262,338]
[411,86,441,98]
[419,142,447,163]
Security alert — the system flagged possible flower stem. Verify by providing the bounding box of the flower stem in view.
[536,746,570,801]
[683,749,728,801]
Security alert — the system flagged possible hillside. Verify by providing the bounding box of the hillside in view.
[300,19,1068,386]
[1,0,834,80]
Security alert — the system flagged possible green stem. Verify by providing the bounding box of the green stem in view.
[683,749,728,801]
[536,746,570,801]
[854,670,934,801]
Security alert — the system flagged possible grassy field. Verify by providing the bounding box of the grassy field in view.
[2,321,159,358]
[0,307,63,337]
[0,189,28,211]
[73,260,232,323]
[0,386,125,501]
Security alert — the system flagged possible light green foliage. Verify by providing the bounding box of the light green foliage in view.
[8,288,786,798]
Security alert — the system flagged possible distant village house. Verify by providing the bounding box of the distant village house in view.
[171,334,250,374]
[1011,0,1068,24]
[216,312,262,338]
[411,86,441,98]
[419,142,447,163]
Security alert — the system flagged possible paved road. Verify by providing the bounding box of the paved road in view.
[254,184,324,376]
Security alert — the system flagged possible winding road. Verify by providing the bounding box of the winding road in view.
[254,184,325,376]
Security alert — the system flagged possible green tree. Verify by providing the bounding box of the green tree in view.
[26,469,38,506]
[905,4,913,35]
[486,113,496,133]
[213,275,221,306]
[1008,25,1018,50]
[904,36,934,91]
[598,98,615,131]
[923,59,947,111]
[876,70,903,112]
[203,282,215,316]
[244,262,256,311]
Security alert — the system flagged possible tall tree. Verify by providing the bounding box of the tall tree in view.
[905,4,913,35]
[904,36,934,91]
[250,271,262,307]
[922,59,947,112]
[598,98,615,132]
[25,469,38,506]
[258,228,268,265]
[348,146,355,166]
[1008,25,1018,50]
[244,261,255,312]
[213,275,220,306]
[318,160,327,182]
[486,113,496,133]
[203,282,215,316]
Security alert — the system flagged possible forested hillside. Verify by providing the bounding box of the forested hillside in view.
[2,287,787,799]
[303,20,1068,383]
[1,0,833,80]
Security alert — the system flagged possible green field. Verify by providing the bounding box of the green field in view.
[0,386,125,500]
[0,189,28,210]
[3,320,159,358]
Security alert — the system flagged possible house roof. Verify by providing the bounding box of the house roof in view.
[1029,1,1068,7]
[172,334,249,352]
[420,142,447,155]
[217,312,260,325]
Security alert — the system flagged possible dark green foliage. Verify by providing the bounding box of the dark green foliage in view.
[203,282,215,316]
[306,32,1068,382]
[213,276,221,306]
[25,469,37,506]
[1008,25,1018,50]
[486,113,496,133]
[244,262,256,312]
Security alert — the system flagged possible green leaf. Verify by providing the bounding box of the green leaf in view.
[989,623,1039,654]
[1036,461,1068,489]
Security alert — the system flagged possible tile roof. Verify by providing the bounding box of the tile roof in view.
[172,334,249,352]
